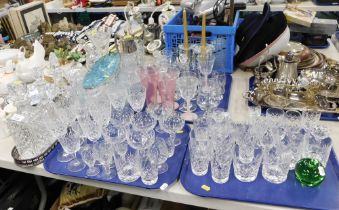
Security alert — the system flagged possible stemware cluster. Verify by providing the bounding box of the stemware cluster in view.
[53,53,186,184]
[4,38,190,186]
[174,44,227,120]
[196,72,226,112]
[189,107,332,184]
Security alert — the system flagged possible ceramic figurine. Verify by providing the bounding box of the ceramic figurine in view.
[16,41,47,83]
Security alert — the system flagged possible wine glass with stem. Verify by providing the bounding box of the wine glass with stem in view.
[59,127,86,172]
[132,111,156,132]
[95,140,116,180]
[80,141,100,177]
[176,71,199,121]
[127,82,147,113]
[161,111,185,146]
[85,87,111,129]
[153,135,170,174]
[197,53,216,85]
[105,105,134,144]
[77,109,103,142]
[147,103,165,133]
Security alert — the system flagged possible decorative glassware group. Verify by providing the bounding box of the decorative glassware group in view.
[189,107,332,185]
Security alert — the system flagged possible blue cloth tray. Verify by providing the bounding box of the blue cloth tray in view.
[312,0,339,6]
[249,76,339,121]
[177,74,232,117]
[180,148,339,210]
[307,40,330,49]
[43,125,190,189]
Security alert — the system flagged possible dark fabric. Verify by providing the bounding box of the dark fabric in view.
[235,3,271,49]
[235,3,287,65]
[0,173,40,210]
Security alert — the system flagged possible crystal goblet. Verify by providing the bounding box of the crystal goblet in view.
[80,143,100,177]
[153,136,170,174]
[59,130,86,172]
[85,87,111,128]
[128,128,155,150]
[133,111,156,132]
[176,71,199,121]
[95,141,116,180]
[147,103,165,133]
[161,112,185,146]
[197,54,216,85]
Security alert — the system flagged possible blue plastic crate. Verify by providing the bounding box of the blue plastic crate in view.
[163,10,240,73]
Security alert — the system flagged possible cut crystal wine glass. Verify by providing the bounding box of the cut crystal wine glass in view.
[153,136,170,174]
[127,82,146,113]
[128,128,155,150]
[95,141,116,180]
[161,111,185,146]
[197,54,216,85]
[80,142,100,177]
[132,112,156,132]
[59,128,86,172]
[85,87,111,128]
[176,71,199,121]
[147,103,165,133]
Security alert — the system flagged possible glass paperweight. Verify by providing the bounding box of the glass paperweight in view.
[83,53,120,89]
[295,158,326,187]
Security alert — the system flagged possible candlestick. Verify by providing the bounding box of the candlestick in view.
[183,9,189,51]
[201,13,206,57]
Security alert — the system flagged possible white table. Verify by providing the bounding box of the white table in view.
[0,42,338,210]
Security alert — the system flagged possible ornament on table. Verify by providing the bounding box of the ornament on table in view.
[16,40,47,83]
[0,64,18,95]
[82,53,120,89]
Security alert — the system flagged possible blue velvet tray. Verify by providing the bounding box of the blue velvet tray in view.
[177,74,232,118]
[249,76,339,121]
[307,40,330,49]
[180,148,339,209]
[43,125,190,189]
[312,0,339,6]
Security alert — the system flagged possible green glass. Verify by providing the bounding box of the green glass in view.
[295,158,326,187]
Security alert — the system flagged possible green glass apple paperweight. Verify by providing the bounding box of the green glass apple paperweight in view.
[295,158,326,187]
